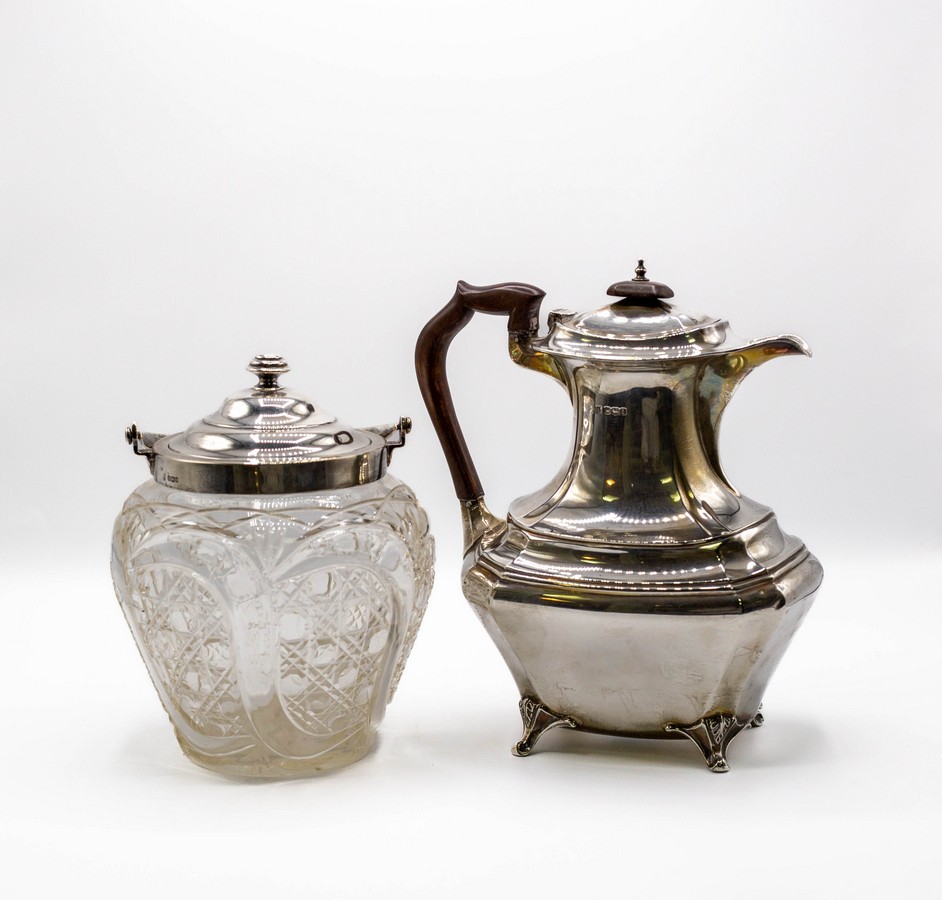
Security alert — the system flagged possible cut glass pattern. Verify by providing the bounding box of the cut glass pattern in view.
[112,474,434,776]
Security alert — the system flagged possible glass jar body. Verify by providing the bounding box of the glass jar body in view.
[111,474,434,777]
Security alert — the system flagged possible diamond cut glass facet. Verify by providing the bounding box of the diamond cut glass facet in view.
[112,475,434,776]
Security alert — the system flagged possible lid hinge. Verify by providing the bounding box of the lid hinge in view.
[368,416,412,462]
[125,423,163,472]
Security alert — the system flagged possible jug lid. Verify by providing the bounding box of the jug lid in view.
[125,354,411,494]
[540,261,732,361]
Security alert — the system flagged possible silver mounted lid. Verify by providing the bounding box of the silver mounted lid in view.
[539,260,743,362]
[126,355,411,494]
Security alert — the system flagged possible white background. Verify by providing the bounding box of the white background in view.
[2,1,940,897]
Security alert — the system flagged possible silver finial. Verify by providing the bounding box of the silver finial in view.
[633,259,648,282]
[248,354,290,392]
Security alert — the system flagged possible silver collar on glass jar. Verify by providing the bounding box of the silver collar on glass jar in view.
[126,354,411,494]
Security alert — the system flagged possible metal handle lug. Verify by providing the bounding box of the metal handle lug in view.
[365,416,412,462]
[125,422,163,471]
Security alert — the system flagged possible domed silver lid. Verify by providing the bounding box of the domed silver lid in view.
[538,261,735,362]
[126,355,411,494]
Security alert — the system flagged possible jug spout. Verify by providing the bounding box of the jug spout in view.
[712,334,811,397]
[741,333,812,366]
[698,333,812,493]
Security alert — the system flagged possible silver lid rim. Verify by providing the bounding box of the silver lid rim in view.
[127,417,411,495]
[124,354,413,494]
[151,446,389,494]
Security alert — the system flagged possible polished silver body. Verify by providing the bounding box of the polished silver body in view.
[454,269,822,771]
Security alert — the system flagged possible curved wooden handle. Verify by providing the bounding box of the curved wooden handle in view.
[415,280,546,501]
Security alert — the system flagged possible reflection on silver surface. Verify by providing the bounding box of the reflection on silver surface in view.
[127,355,412,494]
[423,266,822,772]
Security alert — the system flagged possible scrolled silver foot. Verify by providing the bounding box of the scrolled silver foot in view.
[512,696,578,757]
[748,705,765,729]
[665,712,749,773]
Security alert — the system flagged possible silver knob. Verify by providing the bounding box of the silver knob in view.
[248,354,290,392]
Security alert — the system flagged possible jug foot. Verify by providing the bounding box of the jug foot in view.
[748,705,765,728]
[665,712,750,773]
[512,696,578,757]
